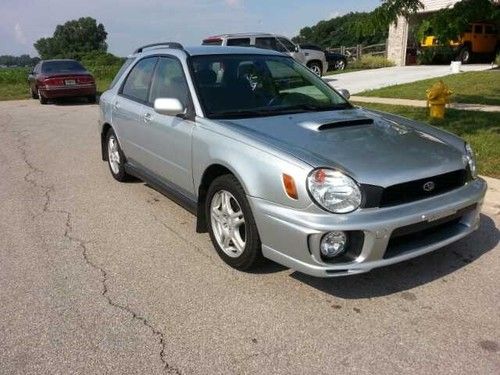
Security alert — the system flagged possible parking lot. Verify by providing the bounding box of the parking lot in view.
[0,99,498,374]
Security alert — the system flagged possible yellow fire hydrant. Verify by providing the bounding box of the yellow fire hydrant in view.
[426,80,453,119]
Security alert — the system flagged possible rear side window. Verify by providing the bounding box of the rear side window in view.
[121,57,157,103]
[255,37,277,51]
[485,25,496,34]
[474,24,483,34]
[41,60,85,73]
[277,38,296,53]
[227,38,251,46]
[202,38,223,46]
[109,57,135,89]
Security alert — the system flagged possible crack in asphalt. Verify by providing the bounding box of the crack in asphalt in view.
[3,116,181,374]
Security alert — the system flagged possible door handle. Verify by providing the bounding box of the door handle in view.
[113,101,120,110]
[143,112,152,124]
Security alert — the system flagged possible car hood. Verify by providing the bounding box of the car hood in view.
[216,108,466,187]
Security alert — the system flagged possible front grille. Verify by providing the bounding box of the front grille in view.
[381,169,467,207]
[362,169,468,208]
[383,204,476,259]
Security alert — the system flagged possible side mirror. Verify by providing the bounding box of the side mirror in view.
[154,98,185,117]
[338,88,350,100]
[295,45,300,53]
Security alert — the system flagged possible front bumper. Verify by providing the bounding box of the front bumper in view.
[249,178,487,277]
[39,84,96,99]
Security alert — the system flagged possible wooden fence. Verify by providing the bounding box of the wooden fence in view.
[327,43,387,60]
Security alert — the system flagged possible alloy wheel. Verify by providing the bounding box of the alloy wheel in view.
[210,190,246,258]
[108,136,121,174]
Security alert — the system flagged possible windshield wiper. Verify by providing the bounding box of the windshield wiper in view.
[281,103,352,112]
[211,103,352,119]
[211,109,283,119]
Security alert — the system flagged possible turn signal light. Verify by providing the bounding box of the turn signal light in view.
[282,174,298,200]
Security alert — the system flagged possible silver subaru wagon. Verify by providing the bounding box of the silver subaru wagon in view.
[98,42,487,277]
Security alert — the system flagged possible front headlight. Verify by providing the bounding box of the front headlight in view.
[307,168,361,213]
[465,143,477,179]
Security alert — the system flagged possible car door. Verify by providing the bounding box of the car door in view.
[112,56,158,166]
[141,56,195,196]
[472,24,486,53]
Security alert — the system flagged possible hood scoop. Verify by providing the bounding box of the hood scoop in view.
[317,118,374,131]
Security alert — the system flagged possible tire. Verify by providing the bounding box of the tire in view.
[334,58,347,70]
[206,174,263,271]
[459,46,471,64]
[87,95,97,104]
[38,89,47,104]
[105,128,131,182]
[307,61,322,76]
[31,87,38,99]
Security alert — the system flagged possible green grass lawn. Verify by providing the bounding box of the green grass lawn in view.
[354,102,500,178]
[358,71,500,106]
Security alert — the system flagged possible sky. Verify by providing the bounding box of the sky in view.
[1,0,381,57]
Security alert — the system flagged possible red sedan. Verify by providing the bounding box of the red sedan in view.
[28,59,97,104]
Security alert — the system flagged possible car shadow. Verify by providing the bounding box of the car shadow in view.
[322,77,337,83]
[52,97,96,106]
[290,213,498,299]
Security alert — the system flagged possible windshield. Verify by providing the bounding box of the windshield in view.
[42,60,85,73]
[190,54,351,119]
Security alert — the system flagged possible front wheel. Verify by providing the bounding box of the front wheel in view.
[459,46,471,64]
[106,129,131,182]
[206,175,263,271]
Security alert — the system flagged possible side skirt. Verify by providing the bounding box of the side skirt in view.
[124,163,198,215]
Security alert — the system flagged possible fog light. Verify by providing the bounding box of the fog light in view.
[320,231,347,258]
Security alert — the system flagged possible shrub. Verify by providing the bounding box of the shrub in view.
[350,54,394,69]
[417,46,455,65]
[0,67,29,84]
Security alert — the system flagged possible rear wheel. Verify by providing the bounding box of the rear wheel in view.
[38,89,47,104]
[334,58,347,70]
[206,175,263,271]
[31,87,38,99]
[307,61,322,76]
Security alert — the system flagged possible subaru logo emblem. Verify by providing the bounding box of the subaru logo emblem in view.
[423,181,435,192]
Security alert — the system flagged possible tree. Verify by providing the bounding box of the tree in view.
[293,12,388,48]
[0,54,40,67]
[293,1,423,48]
[34,17,107,59]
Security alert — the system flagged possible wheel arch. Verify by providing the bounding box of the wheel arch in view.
[101,122,112,161]
[196,163,246,233]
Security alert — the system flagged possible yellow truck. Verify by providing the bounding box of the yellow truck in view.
[420,22,499,63]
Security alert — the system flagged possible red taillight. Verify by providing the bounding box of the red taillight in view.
[43,77,64,86]
[78,75,95,84]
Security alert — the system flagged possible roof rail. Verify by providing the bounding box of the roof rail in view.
[134,42,184,54]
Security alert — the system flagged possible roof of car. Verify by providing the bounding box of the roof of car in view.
[133,45,287,57]
[42,59,79,63]
[185,45,285,56]
[204,32,285,39]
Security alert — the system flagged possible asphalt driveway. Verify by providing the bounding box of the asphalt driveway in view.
[0,99,498,374]
[325,64,493,94]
